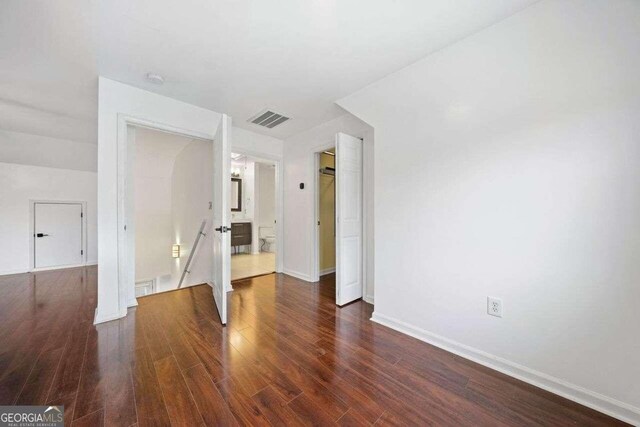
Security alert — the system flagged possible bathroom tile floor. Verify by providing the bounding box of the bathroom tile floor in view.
[231,251,276,281]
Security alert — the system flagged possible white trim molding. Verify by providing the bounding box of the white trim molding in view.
[93,308,122,325]
[31,263,93,273]
[0,269,30,276]
[207,280,234,293]
[320,267,336,276]
[370,312,640,426]
[0,263,98,277]
[282,269,314,283]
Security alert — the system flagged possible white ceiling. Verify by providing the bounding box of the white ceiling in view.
[0,0,538,145]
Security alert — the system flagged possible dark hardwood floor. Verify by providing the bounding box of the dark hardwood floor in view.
[0,266,627,426]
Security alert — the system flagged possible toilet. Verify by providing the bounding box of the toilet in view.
[259,226,276,252]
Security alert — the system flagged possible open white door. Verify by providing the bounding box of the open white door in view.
[212,114,231,325]
[335,132,363,306]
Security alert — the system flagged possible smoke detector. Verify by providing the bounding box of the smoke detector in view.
[145,73,165,85]
[248,109,290,129]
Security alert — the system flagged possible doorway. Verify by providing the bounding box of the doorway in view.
[313,132,364,306]
[318,149,336,277]
[115,114,232,325]
[129,126,213,297]
[229,153,280,281]
[30,201,87,271]
[96,79,231,326]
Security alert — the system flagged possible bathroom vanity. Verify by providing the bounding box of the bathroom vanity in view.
[231,222,252,253]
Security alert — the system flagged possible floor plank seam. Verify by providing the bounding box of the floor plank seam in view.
[149,354,174,425]
[371,410,385,426]
[71,408,102,426]
[126,350,140,427]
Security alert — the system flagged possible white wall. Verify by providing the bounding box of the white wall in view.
[232,127,283,159]
[243,161,257,253]
[230,158,255,223]
[257,162,276,246]
[171,140,213,291]
[0,162,97,275]
[0,129,96,172]
[133,127,191,288]
[338,0,640,422]
[282,113,375,302]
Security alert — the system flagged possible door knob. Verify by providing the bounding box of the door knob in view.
[35,233,49,238]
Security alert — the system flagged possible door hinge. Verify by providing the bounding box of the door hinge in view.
[81,250,84,255]
[81,212,83,218]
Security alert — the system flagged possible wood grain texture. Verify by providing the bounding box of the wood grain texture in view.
[0,266,628,426]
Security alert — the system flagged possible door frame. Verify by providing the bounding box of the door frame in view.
[311,140,338,283]
[29,200,88,272]
[116,115,215,312]
[230,149,284,274]
[311,136,369,304]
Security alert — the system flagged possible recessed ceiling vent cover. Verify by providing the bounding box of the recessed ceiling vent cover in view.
[249,110,290,129]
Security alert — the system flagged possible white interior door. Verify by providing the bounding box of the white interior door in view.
[335,132,363,306]
[212,114,231,325]
[34,203,83,269]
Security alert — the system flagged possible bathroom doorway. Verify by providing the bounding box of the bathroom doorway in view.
[229,152,282,281]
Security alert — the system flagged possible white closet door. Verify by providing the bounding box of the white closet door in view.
[335,132,363,306]
[211,114,231,325]
[34,203,83,269]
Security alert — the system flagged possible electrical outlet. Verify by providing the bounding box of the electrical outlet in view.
[487,297,503,318]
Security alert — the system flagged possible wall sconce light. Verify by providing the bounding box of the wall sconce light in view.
[172,244,181,258]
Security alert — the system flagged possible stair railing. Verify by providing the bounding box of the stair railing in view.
[177,220,207,289]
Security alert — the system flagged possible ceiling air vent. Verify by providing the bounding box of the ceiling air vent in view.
[249,110,290,129]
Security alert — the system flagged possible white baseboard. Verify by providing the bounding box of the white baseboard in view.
[31,262,98,273]
[282,268,314,282]
[0,268,30,276]
[363,295,374,305]
[93,308,125,325]
[0,262,98,277]
[320,267,336,276]
[370,312,639,426]
[206,281,234,293]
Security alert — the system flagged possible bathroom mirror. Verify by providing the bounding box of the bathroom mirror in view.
[231,178,242,211]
